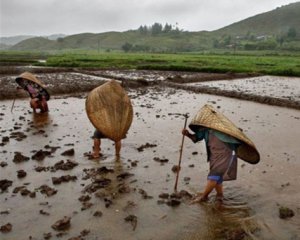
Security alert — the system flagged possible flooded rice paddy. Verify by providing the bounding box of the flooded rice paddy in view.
[185,75,300,102]
[0,70,300,240]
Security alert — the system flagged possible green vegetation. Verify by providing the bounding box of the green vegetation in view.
[0,51,48,65]
[2,50,299,77]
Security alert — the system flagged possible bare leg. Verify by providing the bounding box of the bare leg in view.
[215,184,223,197]
[41,97,48,112]
[92,138,101,158]
[30,99,38,113]
[215,183,224,202]
[202,180,218,200]
[115,140,121,156]
[190,180,217,204]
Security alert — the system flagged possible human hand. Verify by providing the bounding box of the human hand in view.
[182,129,189,136]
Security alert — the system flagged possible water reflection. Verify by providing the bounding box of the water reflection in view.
[32,111,51,127]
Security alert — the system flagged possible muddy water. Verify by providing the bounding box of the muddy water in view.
[1,87,300,240]
[185,75,300,102]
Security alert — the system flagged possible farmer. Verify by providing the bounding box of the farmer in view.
[26,83,48,113]
[182,127,241,203]
[16,72,49,113]
[86,80,133,160]
[90,129,122,158]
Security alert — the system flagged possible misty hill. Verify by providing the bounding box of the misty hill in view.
[8,2,300,52]
[0,34,66,47]
[213,1,300,36]
[0,35,35,46]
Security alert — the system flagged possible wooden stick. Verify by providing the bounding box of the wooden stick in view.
[11,98,16,113]
[174,114,188,192]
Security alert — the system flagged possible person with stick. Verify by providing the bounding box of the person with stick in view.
[177,105,259,203]
[182,127,241,203]
[15,72,50,113]
[24,82,48,113]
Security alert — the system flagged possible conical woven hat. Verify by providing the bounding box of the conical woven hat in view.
[15,72,50,100]
[189,104,260,164]
[85,80,133,142]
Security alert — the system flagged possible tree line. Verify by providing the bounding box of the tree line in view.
[137,22,181,36]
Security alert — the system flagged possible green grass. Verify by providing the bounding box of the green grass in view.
[1,51,300,77]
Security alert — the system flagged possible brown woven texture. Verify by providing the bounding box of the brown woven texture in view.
[189,104,260,164]
[16,72,46,88]
[15,72,50,100]
[85,80,133,142]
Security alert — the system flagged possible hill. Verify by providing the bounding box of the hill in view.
[0,35,35,46]
[8,2,300,52]
[0,34,67,49]
[213,2,300,37]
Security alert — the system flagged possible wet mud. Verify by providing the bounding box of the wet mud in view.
[1,67,299,110]
[0,67,300,240]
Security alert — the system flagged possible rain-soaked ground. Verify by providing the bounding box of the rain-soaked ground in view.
[0,69,300,240]
[184,75,300,102]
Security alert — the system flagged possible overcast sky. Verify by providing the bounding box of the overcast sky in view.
[1,0,299,37]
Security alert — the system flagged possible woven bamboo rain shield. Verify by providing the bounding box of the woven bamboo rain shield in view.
[189,104,260,164]
[15,72,50,100]
[85,80,133,142]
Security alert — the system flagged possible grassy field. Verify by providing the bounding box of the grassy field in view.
[1,50,300,77]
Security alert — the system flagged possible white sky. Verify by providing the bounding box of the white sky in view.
[0,0,299,37]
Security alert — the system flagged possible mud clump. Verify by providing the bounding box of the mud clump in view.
[78,195,91,202]
[171,165,180,173]
[166,199,181,207]
[1,136,9,146]
[0,161,8,167]
[158,193,170,199]
[54,160,78,171]
[17,170,27,178]
[38,185,57,197]
[61,148,75,156]
[81,201,93,211]
[43,232,52,239]
[51,216,71,231]
[10,131,27,141]
[44,145,61,153]
[0,223,12,233]
[153,157,169,164]
[158,190,193,206]
[138,188,153,199]
[124,214,137,231]
[0,179,13,192]
[83,178,112,193]
[93,211,103,217]
[13,152,30,163]
[137,143,157,152]
[31,150,52,161]
[52,175,77,185]
[279,206,295,219]
[39,209,50,216]
[117,172,134,181]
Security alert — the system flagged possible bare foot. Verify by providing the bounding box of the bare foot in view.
[85,152,102,160]
[215,195,224,203]
[189,194,209,204]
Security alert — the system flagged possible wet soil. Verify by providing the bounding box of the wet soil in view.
[1,67,299,110]
[0,67,300,240]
